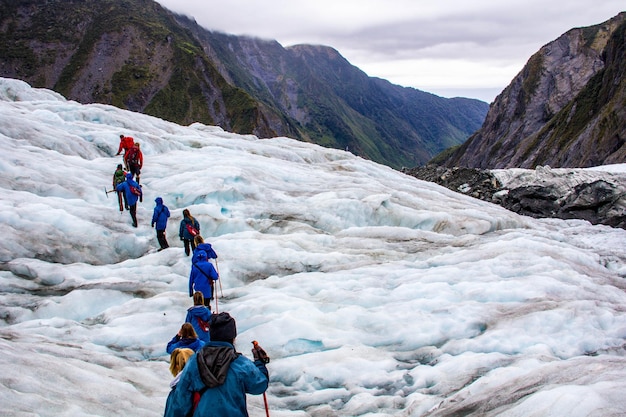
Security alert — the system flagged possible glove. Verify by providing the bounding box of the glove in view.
[151,223,154,228]
[251,341,270,363]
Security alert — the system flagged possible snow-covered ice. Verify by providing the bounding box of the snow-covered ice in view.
[1,77,626,417]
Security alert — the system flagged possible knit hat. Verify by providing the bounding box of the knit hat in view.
[210,312,237,342]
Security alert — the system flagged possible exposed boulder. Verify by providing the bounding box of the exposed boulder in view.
[496,185,562,218]
[404,165,502,201]
[558,180,626,228]
[407,165,626,229]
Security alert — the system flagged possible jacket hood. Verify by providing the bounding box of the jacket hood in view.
[197,243,218,259]
[196,344,239,388]
[187,305,210,315]
[125,173,133,180]
[155,197,163,205]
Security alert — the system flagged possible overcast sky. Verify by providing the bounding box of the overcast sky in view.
[154,1,625,103]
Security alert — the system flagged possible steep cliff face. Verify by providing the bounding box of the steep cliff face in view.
[438,12,626,169]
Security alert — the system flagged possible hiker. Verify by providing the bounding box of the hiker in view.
[179,209,200,256]
[168,348,195,387]
[166,322,205,354]
[116,172,142,227]
[125,142,143,183]
[185,292,212,342]
[164,348,195,415]
[116,134,134,168]
[192,235,218,263]
[189,251,219,308]
[163,312,269,417]
[151,197,170,251]
[112,164,129,211]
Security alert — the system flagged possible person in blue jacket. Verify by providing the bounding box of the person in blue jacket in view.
[151,197,170,250]
[116,172,142,227]
[163,312,269,417]
[179,209,200,256]
[185,292,212,342]
[189,251,219,308]
[192,235,218,263]
[166,323,205,354]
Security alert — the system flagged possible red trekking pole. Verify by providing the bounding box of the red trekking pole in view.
[262,392,270,417]
[252,341,270,417]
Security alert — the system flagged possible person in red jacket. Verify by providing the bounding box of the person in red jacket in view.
[124,142,144,183]
[116,134,134,169]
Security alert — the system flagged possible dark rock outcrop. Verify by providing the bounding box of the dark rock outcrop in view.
[407,166,626,229]
[404,165,502,201]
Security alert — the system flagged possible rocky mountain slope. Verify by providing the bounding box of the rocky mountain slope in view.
[435,12,626,169]
[0,0,488,169]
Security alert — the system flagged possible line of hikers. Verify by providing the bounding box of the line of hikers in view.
[113,134,143,227]
[163,238,270,416]
[112,134,270,416]
[113,135,206,251]
[164,309,270,416]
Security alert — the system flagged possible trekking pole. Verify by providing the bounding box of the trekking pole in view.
[252,341,271,417]
[213,280,219,314]
[215,258,224,298]
[262,392,270,417]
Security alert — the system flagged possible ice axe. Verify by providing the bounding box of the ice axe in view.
[104,186,116,197]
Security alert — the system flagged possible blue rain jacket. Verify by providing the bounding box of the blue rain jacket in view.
[192,243,218,262]
[164,342,268,417]
[179,217,200,240]
[185,305,212,342]
[151,197,170,230]
[166,335,205,354]
[116,173,141,206]
[189,252,219,298]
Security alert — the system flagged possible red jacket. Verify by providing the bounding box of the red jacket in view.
[117,136,134,154]
[124,145,143,168]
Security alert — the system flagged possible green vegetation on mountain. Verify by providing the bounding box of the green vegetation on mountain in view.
[0,0,488,169]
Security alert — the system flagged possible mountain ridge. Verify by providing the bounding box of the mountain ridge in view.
[0,0,488,169]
